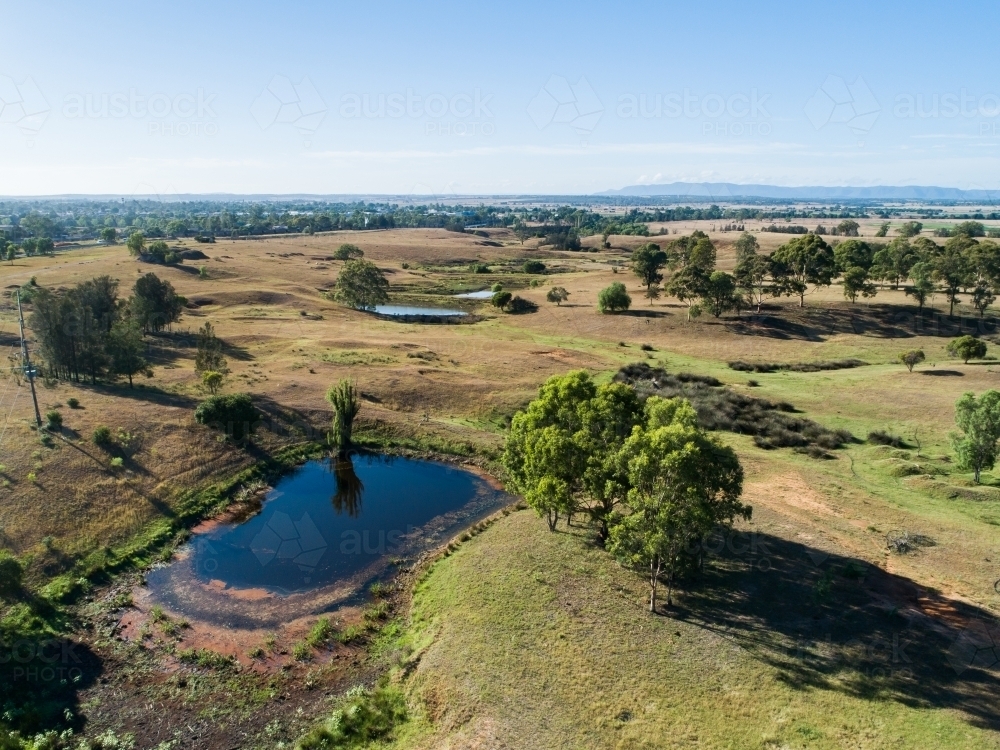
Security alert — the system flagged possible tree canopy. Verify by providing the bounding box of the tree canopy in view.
[329,259,390,311]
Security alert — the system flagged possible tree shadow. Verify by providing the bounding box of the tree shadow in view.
[673,531,1000,732]
[727,304,1000,343]
[0,593,103,736]
[921,370,964,377]
[75,382,199,410]
[145,329,254,365]
[619,309,672,319]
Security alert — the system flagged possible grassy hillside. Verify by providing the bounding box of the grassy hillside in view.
[388,509,1000,750]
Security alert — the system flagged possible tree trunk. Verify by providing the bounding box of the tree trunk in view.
[546,509,557,531]
[128,373,133,387]
[649,556,658,613]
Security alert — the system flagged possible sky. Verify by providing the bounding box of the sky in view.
[2,0,1000,196]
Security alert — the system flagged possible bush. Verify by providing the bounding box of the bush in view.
[298,685,408,750]
[491,291,512,309]
[522,260,546,274]
[615,363,851,457]
[194,393,259,442]
[0,550,23,597]
[470,262,490,274]
[899,350,926,372]
[868,430,908,448]
[597,282,631,314]
[728,359,867,373]
[66,397,80,409]
[505,295,538,314]
[44,410,62,430]
[93,425,113,447]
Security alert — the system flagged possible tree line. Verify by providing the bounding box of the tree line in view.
[27,273,184,385]
[624,227,1000,319]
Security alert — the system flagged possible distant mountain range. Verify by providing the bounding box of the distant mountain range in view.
[599,182,1000,202]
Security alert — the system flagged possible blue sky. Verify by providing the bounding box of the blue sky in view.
[2,0,999,195]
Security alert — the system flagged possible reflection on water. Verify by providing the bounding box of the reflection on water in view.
[330,453,365,517]
[145,453,511,627]
[373,304,467,316]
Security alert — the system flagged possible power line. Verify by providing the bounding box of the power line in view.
[15,291,41,427]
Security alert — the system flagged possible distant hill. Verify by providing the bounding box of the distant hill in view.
[599,182,1000,202]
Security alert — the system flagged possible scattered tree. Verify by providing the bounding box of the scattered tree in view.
[332,243,364,260]
[195,321,228,374]
[842,266,877,303]
[100,227,117,244]
[131,272,184,333]
[899,349,925,372]
[897,221,923,238]
[953,390,1000,483]
[771,234,835,307]
[329,259,390,310]
[608,404,748,610]
[126,232,145,256]
[947,335,987,363]
[194,393,258,442]
[327,380,360,451]
[546,286,569,306]
[107,320,150,387]
[202,370,224,394]
[702,271,740,317]
[598,282,631,314]
[631,243,668,298]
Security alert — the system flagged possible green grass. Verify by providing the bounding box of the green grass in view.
[384,509,1000,749]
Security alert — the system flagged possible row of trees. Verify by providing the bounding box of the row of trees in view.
[28,273,183,385]
[503,371,750,611]
[628,227,1000,318]
[1,237,55,262]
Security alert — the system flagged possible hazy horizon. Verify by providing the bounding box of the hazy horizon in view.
[3,0,1000,195]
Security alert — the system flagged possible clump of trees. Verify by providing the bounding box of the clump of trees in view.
[328,260,390,310]
[28,273,181,385]
[503,371,750,611]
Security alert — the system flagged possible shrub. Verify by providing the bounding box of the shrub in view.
[292,641,312,661]
[66,397,80,409]
[470,262,490,274]
[44,410,62,431]
[0,550,23,597]
[491,291,512,309]
[615,363,850,457]
[728,359,867,373]
[194,393,259,442]
[505,295,538,314]
[491,282,503,292]
[110,457,124,468]
[306,616,335,647]
[640,343,654,352]
[747,379,759,387]
[522,260,546,274]
[597,282,631,314]
[868,430,908,448]
[297,685,408,750]
[898,350,926,372]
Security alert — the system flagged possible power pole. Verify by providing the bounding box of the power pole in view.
[16,291,42,427]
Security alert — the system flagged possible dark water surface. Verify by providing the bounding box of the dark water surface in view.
[146,454,510,627]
